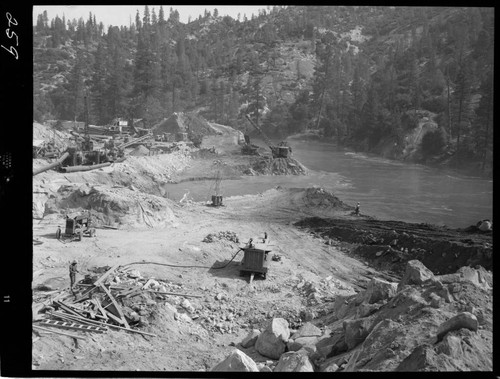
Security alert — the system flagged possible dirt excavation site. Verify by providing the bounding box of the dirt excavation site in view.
[31,125,493,373]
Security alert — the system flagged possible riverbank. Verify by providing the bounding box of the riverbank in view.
[32,147,492,372]
[287,132,493,180]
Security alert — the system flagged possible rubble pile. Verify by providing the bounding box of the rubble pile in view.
[202,231,240,243]
[210,260,492,372]
[251,157,307,175]
[302,187,351,209]
[32,266,212,340]
[294,276,356,306]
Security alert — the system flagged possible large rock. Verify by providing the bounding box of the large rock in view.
[291,336,319,351]
[435,334,464,358]
[315,329,347,357]
[211,349,259,372]
[355,302,381,318]
[362,278,398,304]
[254,318,290,359]
[353,319,404,371]
[343,317,375,350]
[456,266,491,290]
[292,322,322,339]
[273,351,314,372]
[395,344,438,371]
[398,260,435,291]
[240,329,260,348]
[436,312,478,342]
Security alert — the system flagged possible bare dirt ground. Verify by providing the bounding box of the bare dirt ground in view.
[31,135,493,372]
[32,184,375,371]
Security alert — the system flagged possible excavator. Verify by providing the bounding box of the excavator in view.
[244,114,291,159]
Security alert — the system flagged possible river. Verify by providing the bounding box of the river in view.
[165,139,493,228]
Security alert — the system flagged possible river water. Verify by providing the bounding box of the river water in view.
[165,139,493,228]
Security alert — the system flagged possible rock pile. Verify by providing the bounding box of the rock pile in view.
[209,260,492,372]
[202,231,239,243]
[251,157,307,175]
[302,187,350,209]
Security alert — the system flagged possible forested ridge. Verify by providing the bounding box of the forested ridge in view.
[33,6,493,173]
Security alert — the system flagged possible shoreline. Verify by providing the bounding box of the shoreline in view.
[287,133,493,180]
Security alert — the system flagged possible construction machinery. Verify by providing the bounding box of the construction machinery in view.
[244,114,291,159]
[240,233,272,283]
[81,95,94,152]
[56,210,96,242]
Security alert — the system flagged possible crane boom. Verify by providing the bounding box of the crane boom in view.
[244,114,273,148]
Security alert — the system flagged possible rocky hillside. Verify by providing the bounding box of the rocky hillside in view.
[211,260,492,372]
[33,6,493,174]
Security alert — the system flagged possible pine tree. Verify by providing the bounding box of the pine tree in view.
[90,41,109,124]
[452,61,473,155]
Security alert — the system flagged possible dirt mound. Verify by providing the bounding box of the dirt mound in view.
[295,217,492,275]
[251,157,307,175]
[33,122,72,151]
[301,188,351,209]
[45,184,178,229]
[129,144,150,156]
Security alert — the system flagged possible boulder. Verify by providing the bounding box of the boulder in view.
[436,312,478,342]
[293,336,320,347]
[241,329,260,348]
[428,292,442,308]
[343,317,375,350]
[315,330,347,357]
[322,363,339,372]
[398,260,435,291]
[363,278,398,304]
[292,322,322,338]
[211,349,259,372]
[287,340,303,352]
[355,302,381,318]
[435,334,464,358]
[354,319,403,371]
[254,318,290,359]
[343,349,362,372]
[395,344,438,371]
[300,309,316,321]
[456,266,491,290]
[273,351,314,372]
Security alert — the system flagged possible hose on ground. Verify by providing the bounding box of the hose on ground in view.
[121,248,244,270]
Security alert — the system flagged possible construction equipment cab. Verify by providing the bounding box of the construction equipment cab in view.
[57,210,96,241]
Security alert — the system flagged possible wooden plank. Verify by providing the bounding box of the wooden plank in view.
[142,278,154,290]
[99,283,130,329]
[93,264,121,286]
[33,325,87,340]
[146,290,202,298]
[104,309,125,325]
[93,298,109,320]
[54,301,86,318]
[77,285,99,300]
[89,320,156,337]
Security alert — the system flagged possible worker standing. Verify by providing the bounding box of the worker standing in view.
[69,260,79,290]
[355,202,360,216]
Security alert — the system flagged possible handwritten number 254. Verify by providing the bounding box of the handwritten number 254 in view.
[1,12,19,60]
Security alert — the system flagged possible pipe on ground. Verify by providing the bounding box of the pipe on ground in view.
[33,152,70,176]
[60,162,111,173]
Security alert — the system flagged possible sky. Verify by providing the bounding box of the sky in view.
[33,5,268,28]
